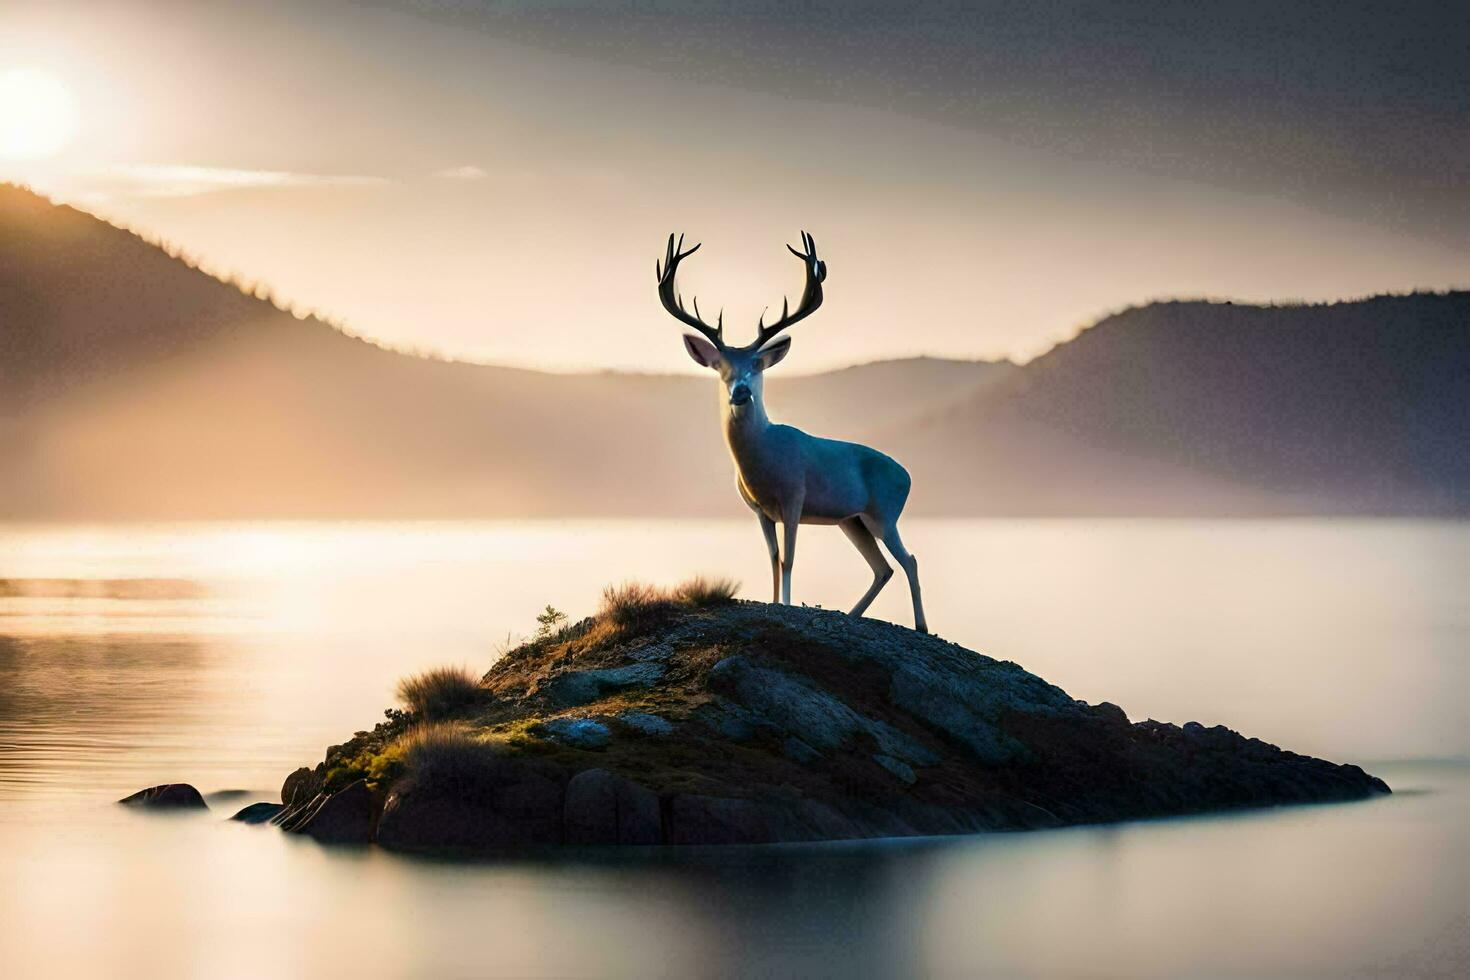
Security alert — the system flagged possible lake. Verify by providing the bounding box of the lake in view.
[1,519,1466,977]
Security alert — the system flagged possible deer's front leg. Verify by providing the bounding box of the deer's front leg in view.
[757,512,780,603]
[780,499,802,605]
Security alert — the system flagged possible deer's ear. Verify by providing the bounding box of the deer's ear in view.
[683,334,722,368]
[756,336,791,371]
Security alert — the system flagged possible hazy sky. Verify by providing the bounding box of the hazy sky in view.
[3,0,1467,372]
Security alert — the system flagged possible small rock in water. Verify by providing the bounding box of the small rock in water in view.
[230,802,285,825]
[280,766,321,806]
[118,783,208,810]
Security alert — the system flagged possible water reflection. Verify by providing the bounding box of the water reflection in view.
[2,772,1464,978]
[0,521,1466,977]
[0,577,209,599]
[0,635,214,799]
[0,519,1465,765]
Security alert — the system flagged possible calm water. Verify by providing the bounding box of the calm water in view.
[0,519,1466,978]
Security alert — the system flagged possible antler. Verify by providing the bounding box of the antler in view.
[656,233,724,348]
[748,230,826,351]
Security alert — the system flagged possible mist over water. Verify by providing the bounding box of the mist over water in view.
[3,518,1463,780]
[1,519,1466,977]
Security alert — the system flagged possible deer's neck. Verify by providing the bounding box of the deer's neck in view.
[721,393,772,459]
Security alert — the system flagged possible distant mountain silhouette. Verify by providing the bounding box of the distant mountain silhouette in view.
[2,185,1465,518]
[0,186,999,518]
[0,186,272,410]
[894,295,1470,515]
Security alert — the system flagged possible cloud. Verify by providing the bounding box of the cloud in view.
[75,164,391,198]
[432,164,489,180]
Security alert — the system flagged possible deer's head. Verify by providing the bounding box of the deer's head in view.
[656,231,827,413]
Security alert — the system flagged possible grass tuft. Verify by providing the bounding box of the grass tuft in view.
[599,580,681,630]
[396,665,487,721]
[671,575,739,608]
[597,575,741,634]
[395,722,508,800]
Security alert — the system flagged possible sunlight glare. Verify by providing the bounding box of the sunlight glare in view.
[0,69,80,160]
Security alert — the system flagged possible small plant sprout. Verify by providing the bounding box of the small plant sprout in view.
[535,604,568,639]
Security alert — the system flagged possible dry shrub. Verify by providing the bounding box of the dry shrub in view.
[598,580,680,631]
[671,575,739,608]
[594,576,740,638]
[395,665,486,721]
[394,722,509,801]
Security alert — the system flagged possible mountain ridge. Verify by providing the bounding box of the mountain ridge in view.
[3,184,1465,518]
[894,292,1469,514]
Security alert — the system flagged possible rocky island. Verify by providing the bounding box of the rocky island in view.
[236,580,1388,849]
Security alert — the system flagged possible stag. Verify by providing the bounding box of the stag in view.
[656,231,928,633]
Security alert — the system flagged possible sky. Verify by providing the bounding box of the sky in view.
[2,0,1467,373]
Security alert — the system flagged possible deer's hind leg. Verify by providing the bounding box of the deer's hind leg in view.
[840,516,892,619]
[864,515,928,634]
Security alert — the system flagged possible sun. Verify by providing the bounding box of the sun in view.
[0,69,80,160]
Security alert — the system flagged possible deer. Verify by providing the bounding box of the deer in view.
[656,231,928,633]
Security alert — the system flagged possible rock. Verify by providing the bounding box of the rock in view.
[782,737,821,764]
[533,663,666,708]
[230,802,285,824]
[667,795,775,845]
[709,656,938,765]
[616,711,674,736]
[204,789,253,805]
[280,766,322,807]
[693,700,768,741]
[887,660,1032,765]
[664,794,868,845]
[283,600,1392,851]
[377,758,565,851]
[873,754,917,784]
[563,769,662,844]
[118,783,207,810]
[276,780,374,843]
[789,799,865,839]
[536,717,612,749]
